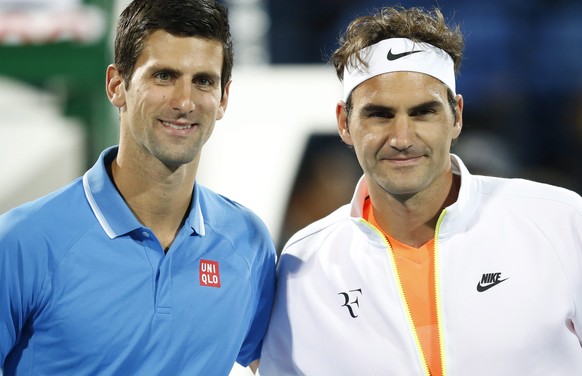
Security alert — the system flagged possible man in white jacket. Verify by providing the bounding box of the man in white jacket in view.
[259,5,582,376]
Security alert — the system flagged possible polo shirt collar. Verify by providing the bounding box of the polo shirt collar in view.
[82,146,205,239]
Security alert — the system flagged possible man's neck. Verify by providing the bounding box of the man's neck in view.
[369,173,460,248]
[109,155,197,250]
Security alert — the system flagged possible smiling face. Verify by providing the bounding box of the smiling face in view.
[337,71,462,201]
[107,29,229,171]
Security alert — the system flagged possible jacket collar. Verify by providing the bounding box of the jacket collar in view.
[348,154,479,238]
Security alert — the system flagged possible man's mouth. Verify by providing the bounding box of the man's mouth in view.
[161,120,194,130]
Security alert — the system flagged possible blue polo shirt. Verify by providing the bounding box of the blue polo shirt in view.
[0,146,276,375]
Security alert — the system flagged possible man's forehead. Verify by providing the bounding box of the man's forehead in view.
[137,31,223,70]
[352,71,449,102]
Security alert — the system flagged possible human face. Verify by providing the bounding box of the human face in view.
[337,72,462,199]
[107,30,230,170]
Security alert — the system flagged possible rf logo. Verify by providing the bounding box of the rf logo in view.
[338,289,363,318]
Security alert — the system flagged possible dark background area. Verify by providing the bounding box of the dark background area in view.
[268,0,582,246]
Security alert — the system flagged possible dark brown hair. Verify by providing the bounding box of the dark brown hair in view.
[114,0,233,96]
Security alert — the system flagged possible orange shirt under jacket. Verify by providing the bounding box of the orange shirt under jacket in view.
[363,197,442,376]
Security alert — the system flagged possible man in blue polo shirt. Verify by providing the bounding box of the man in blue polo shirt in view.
[0,0,276,374]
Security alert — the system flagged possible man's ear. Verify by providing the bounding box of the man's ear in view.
[106,64,126,108]
[217,80,231,120]
[336,101,353,146]
[452,94,464,139]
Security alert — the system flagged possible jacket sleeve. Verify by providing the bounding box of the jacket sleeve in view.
[563,192,582,344]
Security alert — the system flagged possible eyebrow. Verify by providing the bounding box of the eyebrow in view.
[147,65,182,77]
[409,100,443,114]
[359,104,395,116]
[359,100,444,116]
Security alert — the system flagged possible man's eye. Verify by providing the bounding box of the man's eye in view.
[195,77,212,87]
[413,108,437,117]
[156,72,172,81]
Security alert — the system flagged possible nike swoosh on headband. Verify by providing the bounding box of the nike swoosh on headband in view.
[342,38,456,101]
[387,49,423,61]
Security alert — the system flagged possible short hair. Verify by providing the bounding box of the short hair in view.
[331,6,463,81]
[114,0,233,96]
[331,6,464,118]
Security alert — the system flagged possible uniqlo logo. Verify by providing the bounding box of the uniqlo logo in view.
[199,260,221,288]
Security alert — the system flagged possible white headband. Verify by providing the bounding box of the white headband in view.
[342,38,456,101]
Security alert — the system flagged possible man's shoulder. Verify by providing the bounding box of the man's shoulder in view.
[196,184,262,221]
[0,177,98,279]
[0,177,92,244]
[195,184,276,258]
[282,204,353,256]
[478,175,582,212]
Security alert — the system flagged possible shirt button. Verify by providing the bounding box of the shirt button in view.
[142,231,150,238]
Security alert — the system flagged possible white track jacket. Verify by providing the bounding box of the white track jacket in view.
[260,155,582,376]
